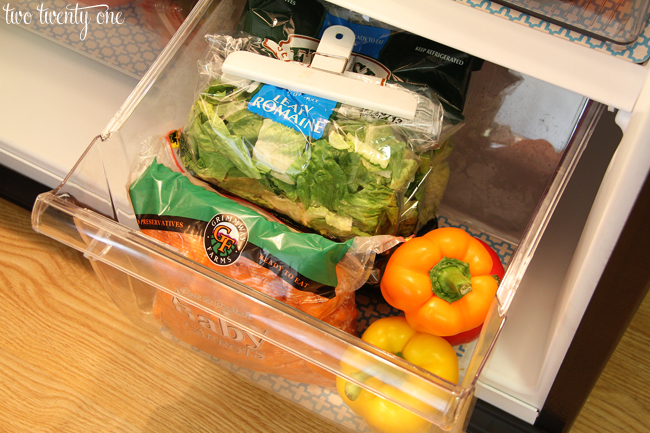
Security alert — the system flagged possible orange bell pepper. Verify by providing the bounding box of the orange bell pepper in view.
[380,227,502,337]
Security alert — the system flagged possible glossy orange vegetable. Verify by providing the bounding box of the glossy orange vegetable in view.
[442,238,505,345]
[380,227,501,337]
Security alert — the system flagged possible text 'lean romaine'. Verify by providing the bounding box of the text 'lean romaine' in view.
[247,85,337,140]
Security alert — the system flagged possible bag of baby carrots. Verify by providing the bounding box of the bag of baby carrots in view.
[127,137,400,385]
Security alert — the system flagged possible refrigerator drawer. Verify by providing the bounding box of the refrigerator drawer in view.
[31,0,603,431]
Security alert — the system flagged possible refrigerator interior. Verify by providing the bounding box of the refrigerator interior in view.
[27,0,650,431]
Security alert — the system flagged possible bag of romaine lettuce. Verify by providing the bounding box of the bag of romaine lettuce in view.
[178,32,452,240]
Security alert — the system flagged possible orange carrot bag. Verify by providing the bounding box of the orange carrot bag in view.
[127,140,400,385]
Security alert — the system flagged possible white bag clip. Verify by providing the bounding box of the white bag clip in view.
[222,25,418,120]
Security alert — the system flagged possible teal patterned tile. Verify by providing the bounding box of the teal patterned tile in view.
[15,0,164,77]
[455,0,650,63]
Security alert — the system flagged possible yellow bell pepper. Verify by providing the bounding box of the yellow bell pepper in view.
[336,317,459,433]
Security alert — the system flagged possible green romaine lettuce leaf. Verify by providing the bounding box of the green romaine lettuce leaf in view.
[253,119,309,183]
[180,78,442,239]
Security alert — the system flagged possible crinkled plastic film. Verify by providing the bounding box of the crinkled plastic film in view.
[125,137,404,384]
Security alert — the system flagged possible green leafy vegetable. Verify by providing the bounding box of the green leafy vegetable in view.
[180,78,443,240]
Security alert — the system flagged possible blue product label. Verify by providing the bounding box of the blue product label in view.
[247,85,337,140]
[319,13,391,60]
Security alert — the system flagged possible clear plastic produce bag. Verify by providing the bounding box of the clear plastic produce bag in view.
[178,32,456,240]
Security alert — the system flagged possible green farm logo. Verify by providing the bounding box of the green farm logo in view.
[204,213,249,266]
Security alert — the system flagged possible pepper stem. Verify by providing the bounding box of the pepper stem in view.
[344,364,409,401]
[344,370,372,401]
[430,257,472,303]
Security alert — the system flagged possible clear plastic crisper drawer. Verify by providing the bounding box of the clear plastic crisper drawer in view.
[31,0,603,431]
